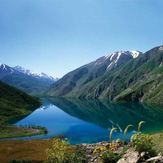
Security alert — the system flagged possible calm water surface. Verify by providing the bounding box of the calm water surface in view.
[15,98,163,144]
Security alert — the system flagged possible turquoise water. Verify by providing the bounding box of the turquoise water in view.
[15,98,163,144]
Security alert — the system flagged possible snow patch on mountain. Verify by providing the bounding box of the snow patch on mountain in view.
[105,50,141,60]
[13,66,32,75]
[94,50,142,68]
[104,50,142,71]
[13,66,57,81]
[0,64,15,74]
[131,50,141,58]
[159,46,163,51]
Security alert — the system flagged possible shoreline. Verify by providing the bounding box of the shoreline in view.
[0,125,47,139]
[0,132,163,163]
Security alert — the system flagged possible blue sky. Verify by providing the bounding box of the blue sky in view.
[0,0,163,77]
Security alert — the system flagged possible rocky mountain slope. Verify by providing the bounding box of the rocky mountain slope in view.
[47,51,142,96]
[47,45,163,105]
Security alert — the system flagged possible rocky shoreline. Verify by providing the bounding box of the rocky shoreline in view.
[79,141,163,163]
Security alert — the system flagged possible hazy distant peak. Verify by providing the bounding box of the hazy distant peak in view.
[0,64,15,73]
[0,63,8,68]
[13,65,57,81]
[13,65,32,75]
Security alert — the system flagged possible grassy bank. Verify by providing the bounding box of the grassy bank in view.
[0,139,52,163]
[0,125,48,139]
[151,132,163,153]
[0,81,47,139]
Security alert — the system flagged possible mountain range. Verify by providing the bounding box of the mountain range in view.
[47,45,163,105]
[0,64,57,95]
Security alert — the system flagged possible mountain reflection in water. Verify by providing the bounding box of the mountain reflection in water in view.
[14,97,163,144]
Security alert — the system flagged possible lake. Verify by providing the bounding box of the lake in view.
[15,98,163,144]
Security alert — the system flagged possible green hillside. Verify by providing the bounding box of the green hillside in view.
[0,80,41,124]
[47,45,163,105]
[76,45,163,104]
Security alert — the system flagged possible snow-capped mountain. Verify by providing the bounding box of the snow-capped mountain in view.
[13,66,57,81]
[105,50,141,60]
[47,45,163,104]
[104,50,142,71]
[93,50,142,72]
[47,50,142,96]
[0,64,58,94]
[0,64,21,79]
[0,64,15,74]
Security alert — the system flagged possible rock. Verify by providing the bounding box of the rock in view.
[116,146,124,154]
[146,155,163,162]
[140,152,145,157]
[79,142,112,163]
[117,148,140,163]
[117,148,163,163]
[79,142,163,163]
[117,158,128,163]
[90,156,98,163]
